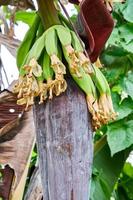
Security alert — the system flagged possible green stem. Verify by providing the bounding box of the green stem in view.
[37,0,60,29]
[94,135,107,156]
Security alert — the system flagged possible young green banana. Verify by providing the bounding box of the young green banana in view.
[71,31,92,74]
[91,65,107,95]
[42,49,54,99]
[36,21,44,40]
[55,25,81,77]
[69,66,101,129]
[24,31,46,65]
[44,27,67,97]
[42,49,54,81]
[17,14,40,68]
[91,65,116,124]
[14,58,43,110]
[45,27,66,75]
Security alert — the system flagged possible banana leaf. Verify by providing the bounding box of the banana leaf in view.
[0,89,35,200]
[90,138,130,200]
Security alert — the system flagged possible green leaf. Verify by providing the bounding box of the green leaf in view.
[91,143,130,200]
[112,3,126,25]
[116,187,130,200]
[102,66,126,86]
[123,162,133,178]
[121,39,133,53]
[122,178,133,199]
[122,0,133,23]
[122,71,133,100]
[101,46,133,68]
[119,171,133,200]
[112,93,133,120]
[107,120,133,156]
[115,163,133,200]
[119,23,133,44]
[90,174,110,200]
[101,46,133,85]
[15,11,36,27]
[107,28,121,46]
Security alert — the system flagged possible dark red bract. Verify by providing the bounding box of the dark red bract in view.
[69,0,114,62]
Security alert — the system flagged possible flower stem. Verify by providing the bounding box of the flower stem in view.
[37,0,60,29]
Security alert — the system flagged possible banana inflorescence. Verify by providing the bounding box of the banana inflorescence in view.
[14,13,116,130]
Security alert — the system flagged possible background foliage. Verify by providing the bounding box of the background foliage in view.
[91,1,133,199]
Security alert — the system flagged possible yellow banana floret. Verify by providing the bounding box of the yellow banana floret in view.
[50,54,66,76]
[71,31,92,74]
[91,65,117,127]
[14,58,46,110]
[65,45,81,78]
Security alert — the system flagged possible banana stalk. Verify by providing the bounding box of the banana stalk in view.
[44,27,67,98]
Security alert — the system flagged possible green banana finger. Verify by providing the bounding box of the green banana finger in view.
[94,65,111,95]
[17,13,40,68]
[69,66,97,108]
[56,25,89,77]
[44,26,66,77]
[62,45,81,77]
[69,66,101,128]
[55,25,72,46]
[71,68,93,95]
[45,27,58,56]
[36,21,44,40]
[91,65,107,94]
[71,31,92,74]
[71,31,83,52]
[23,31,46,65]
[42,49,54,80]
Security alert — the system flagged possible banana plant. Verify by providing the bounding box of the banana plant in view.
[1,0,132,200]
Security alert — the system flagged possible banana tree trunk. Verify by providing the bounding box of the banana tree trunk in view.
[24,167,43,200]
[33,78,93,200]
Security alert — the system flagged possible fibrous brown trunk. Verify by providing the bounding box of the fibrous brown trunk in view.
[24,167,43,200]
[34,78,93,200]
